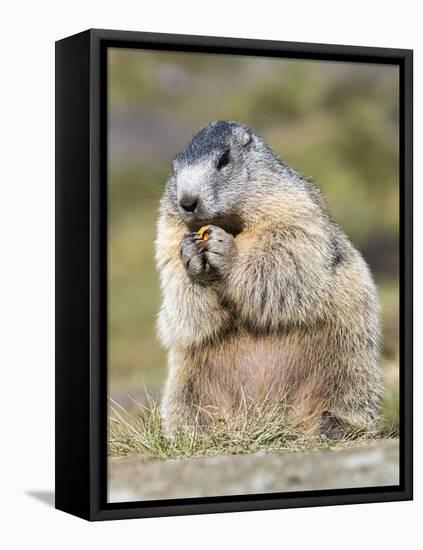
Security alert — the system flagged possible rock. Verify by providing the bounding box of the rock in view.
[108,439,399,503]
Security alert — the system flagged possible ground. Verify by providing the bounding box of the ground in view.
[108,439,399,502]
[107,396,399,503]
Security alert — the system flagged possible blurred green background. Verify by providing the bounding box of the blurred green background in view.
[108,48,399,408]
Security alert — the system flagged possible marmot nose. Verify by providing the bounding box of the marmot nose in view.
[179,195,198,213]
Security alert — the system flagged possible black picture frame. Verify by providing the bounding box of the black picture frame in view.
[55,28,413,521]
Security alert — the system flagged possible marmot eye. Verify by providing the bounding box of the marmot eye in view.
[216,149,230,170]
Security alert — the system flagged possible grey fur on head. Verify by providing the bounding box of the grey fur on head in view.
[166,120,302,234]
[156,120,382,439]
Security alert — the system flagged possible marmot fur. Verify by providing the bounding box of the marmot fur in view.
[155,120,382,438]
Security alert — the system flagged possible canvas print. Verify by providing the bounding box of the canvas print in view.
[107,48,399,503]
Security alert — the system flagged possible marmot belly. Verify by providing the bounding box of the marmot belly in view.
[183,328,330,426]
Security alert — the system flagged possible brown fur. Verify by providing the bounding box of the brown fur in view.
[155,122,382,437]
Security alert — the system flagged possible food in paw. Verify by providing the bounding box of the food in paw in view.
[191,225,211,250]
[195,225,211,241]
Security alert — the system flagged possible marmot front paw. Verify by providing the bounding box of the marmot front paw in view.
[180,233,211,281]
[180,225,235,282]
[199,225,235,278]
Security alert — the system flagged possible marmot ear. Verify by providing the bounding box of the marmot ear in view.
[238,128,253,148]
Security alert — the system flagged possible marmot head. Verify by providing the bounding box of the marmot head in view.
[164,120,281,233]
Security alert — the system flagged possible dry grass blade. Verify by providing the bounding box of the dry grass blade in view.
[107,392,399,461]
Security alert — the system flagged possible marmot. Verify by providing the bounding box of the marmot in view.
[155,120,382,438]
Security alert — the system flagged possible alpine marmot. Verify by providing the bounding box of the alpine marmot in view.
[155,120,382,438]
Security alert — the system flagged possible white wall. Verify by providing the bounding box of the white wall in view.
[0,1,420,548]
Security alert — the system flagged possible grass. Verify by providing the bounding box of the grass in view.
[108,391,399,461]
[380,380,400,436]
